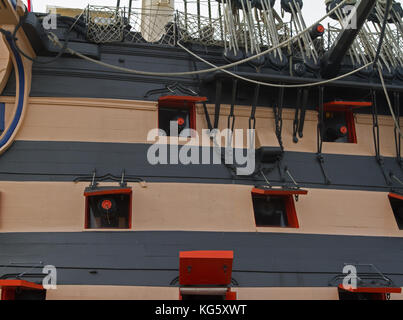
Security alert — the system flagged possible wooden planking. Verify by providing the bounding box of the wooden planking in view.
[8,285,402,300]
[0,181,401,237]
[0,96,400,156]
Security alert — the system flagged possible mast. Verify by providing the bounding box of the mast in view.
[141,0,175,42]
[321,0,378,78]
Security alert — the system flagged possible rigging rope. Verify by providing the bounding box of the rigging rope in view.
[274,86,285,152]
[177,41,373,88]
[226,79,237,149]
[45,0,379,89]
[316,86,331,185]
[373,0,393,68]
[373,0,403,144]
[371,87,392,186]
[379,68,403,140]
[393,92,401,166]
[48,0,350,78]
[372,89,381,160]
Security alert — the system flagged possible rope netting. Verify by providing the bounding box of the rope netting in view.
[83,3,289,48]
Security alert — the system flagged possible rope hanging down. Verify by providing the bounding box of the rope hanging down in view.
[292,88,309,143]
[393,92,402,167]
[371,89,392,186]
[274,86,285,153]
[317,86,331,185]
[293,89,303,143]
[226,79,238,149]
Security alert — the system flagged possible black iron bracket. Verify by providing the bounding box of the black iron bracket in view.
[372,90,392,185]
[273,86,285,153]
[249,84,260,131]
[144,82,198,98]
[277,161,285,183]
[298,89,309,139]
[393,92,402,168]
[378,157,392,186]
[227,79,238,134]
[293,89,303,143]
[317,86,331,185]
[317,154,331,185]
[74,169,145,189]
[328,263,396,290]
[213,78,223,129]
[202,102,213,132]
[389,173,403,190]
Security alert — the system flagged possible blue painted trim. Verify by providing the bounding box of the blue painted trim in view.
[0,103,5,133]
[0,35,26,150]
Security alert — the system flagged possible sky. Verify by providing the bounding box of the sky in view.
[24,0,403,26]
[26,0,335,25]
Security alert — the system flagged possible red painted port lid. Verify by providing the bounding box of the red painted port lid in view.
[252,187,308,196]
[179,251,234,286]
[158,96,207,107]
[389,193,403,201]
[0,280,43,290]
[338,284,401,294]
[323,100,372,112]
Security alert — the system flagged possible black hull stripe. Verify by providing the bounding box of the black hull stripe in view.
[0,140,402,192]
[2,42,400,116]
[1,231,403,287]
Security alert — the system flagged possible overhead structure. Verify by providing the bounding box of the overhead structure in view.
[281,0,321,70]
[322,0,403,80]
[321,0,377,78]
[141,0,175,42]
[221,0,285,68]
[12,0,403,88]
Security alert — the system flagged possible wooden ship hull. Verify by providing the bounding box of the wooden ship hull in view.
[0,0,403,300]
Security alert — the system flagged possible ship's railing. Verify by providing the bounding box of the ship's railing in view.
[84,5,126,43]
[176,10,289,48]
[176,11,224,47]
[82,4,289,49]
[84,5,178,45]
